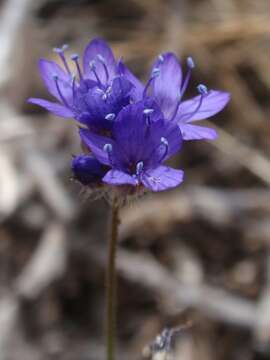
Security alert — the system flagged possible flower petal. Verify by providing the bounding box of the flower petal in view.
[79,128,113,165]
[113,101,149,163]
[83,38,116,83]
[142,166,184,192]
[28,98,73,118]
[180,124,218,141]
[117,61,144,101]
[38,59,73,104]
[177,90,230,123]
[152,53,182,118]
[113,101,182,169]
[144,119,182,168]
[102,169,137,186]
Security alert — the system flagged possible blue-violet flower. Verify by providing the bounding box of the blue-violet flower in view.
[79,100,184,192]
[28,39,133,133]
[118,53,230,140]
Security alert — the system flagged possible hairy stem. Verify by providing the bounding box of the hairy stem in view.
[106,198,119,360]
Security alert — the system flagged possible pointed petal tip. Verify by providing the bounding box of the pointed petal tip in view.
[26,98,73,118]
[27,97,36,104]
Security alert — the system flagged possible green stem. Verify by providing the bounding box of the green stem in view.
[106,198,119,360]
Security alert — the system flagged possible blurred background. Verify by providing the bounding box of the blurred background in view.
[0,0,270,359]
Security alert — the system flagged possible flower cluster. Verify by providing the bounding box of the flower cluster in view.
[29,38,230,194]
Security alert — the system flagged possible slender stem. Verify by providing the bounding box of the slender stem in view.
[106,198,120,360]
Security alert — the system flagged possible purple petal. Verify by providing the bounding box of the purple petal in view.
[180,124,218,141]
[144,119,182,168]
[79,128,113,165]
[177,90,230,123]
[83,38,116,83]
[113,101,182,169]
[28,98,73,118]
[117,61,144,101]
[152,53,182,118]
[113,101,150,163]
[38,59,73,104]
[142,166,184,192]
[102,169,137,186]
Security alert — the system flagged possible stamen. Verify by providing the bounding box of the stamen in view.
[159,137,169,161]
[161,137,169,146]
[71,74,76,97]
[53,44,71,75]
[106,86,112,96]
[170,56,195,121]
[158,54,165,63]
[89,60,96,71]
[143,108,154,115]
[187,56,195,69]
[180,57,195,96]
[89,60,102,85]
[96,53,109,82]
[181,84,209,122]
[52,74,69,107]
[197,83,208,95]
[152,67,161,77]
[143,108,154,126]
[143,69,160,98]
[103,143,113,153]
[97,54,106,63]
[103,143,113,166]
[105,113,116,121]
[71,54,83,81]
[136,161,144,176]
[95,88,104,95]
[144,137,169,165]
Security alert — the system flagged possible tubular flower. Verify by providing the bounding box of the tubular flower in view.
[118,53,230,140]
[79,100,184,192]
[28,39,133,133]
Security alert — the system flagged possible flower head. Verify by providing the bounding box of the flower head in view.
[118,53,230,141]
[28,37,231,195]
[80,100,184,192]
[28,39,133,133]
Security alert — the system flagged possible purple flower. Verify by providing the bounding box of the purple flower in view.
[72,154,107,186]
[28,39,133,132]
[79,101,184,192]
[118,53,230,141]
